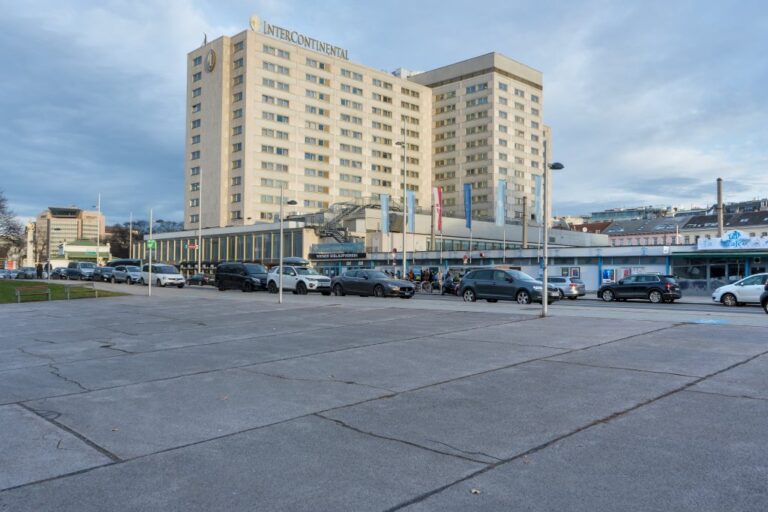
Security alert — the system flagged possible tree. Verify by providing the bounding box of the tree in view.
[0,190,22,241]
[106,223,131,258]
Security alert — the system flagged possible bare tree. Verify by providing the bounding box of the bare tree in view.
[0,190,22,241]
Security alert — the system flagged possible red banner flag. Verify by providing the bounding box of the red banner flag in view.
[433,186,443,232]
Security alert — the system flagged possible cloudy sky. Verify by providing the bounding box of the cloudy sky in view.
[2,0,767,224]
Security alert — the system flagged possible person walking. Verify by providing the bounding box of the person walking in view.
[36,263,43,279]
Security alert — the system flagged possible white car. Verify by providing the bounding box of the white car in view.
[712,273,768,306]
[266,265,332,295]
[140,264,186,288]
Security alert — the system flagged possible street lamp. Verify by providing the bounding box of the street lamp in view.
[278,185,298,304]
[396,138,407,279]
[45,227,61,281]
[541,141,564,318]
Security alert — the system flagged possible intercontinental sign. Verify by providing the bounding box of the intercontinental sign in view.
[250,15,349,60]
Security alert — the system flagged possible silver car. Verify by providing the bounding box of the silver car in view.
[548,276,586,300]
[113,265,142,284]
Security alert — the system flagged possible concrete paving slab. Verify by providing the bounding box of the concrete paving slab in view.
[692,353,768,399]
[325,361,692,462]
[25,368,387,459]
[547,339,758,378]
[0,404,111,491]
[0,366,87,405]
[435,315,674,349]
[247,337,566,392]
[0,416,482,512]
[402,391,768,512]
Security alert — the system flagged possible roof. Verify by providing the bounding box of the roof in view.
[571,221,612,234]
[603,217,689,236]
[48,207,81,217]
[682,212,768,230]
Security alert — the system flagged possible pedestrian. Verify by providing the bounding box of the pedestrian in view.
[36,263,43,279]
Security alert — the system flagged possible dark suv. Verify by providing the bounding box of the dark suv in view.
[760,281,768,314]
[459,269,560,304]
[215,262,268,292]
[598,274,681,304]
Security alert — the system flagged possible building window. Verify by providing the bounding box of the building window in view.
[191,151,200,160]
[263,44,290,59]
[193,71,202,82]
[233,108,242,119]
[232,125,242,136]
[231,176,241,186]
[190,214,199,223]
[192,87,201,98]
[306,57,329,70]
[232,142,242,152]
[341,68,363,81]
[231,193,241,203]
[190,198,200,207]
[230,210,242,220]
[190,182,200,191]
[193,56,202,66]
[232,159,242,169]
[531,94,540,103]
[234,58,244,69]
[191,119,201,129]
[191,103,201,113]
[498,82,508,91]
[190,166,200,176]
[233,92,243,102]
[191,135,200,144]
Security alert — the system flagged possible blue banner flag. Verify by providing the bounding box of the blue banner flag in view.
[495,179,506,227]
[463,183,472,229]
[533,174,543,222]
[406,190,416,231]
[380,194,390,233]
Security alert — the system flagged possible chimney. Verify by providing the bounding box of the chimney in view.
[716,178,724,237]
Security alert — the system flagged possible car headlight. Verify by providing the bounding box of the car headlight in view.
[532,285,542,291]
[388,285,400,290]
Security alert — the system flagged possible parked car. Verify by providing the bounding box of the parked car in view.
[459,269,560,304]
[0,269,9,279]
[598,274,681,303]
[92,266,115,282]
[760,281,768,314]
[547,276,586,300]
[66,261,96,280]
[105,259,142,268]
[187,273,213,286]
[50,267,67,279]
[266,265,332,295]
[331,270,415,298]
[140,264,186,288]
[215,262,268,292]
[113,265,142,284]
[16,267,37,279]
[712,273,768,307]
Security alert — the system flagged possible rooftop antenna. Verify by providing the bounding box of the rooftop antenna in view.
[203,33,207,46]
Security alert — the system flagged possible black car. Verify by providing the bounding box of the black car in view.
[92,266,115,282]
[215,262,268,292]
[598,274,682,304]
[187,273,213,286]
[459,269,560,304]
[50,267,68,279]
[760,281,768,314]
[331,270,415,298]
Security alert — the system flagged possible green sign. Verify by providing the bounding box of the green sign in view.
[85,251,97,256]
[147,239,156,249]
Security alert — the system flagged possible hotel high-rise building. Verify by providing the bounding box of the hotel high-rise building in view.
[185,18,547,229]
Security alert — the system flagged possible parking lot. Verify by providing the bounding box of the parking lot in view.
[1,290,767,511]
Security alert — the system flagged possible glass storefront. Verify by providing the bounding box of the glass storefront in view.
[672,253,768,295]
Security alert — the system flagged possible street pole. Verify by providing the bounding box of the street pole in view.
[279,185,284,304]
[129,212,133,260]
[148,208,153,297]
[96,193,101,265]
[542,142,548,317]
[397,135,407,279]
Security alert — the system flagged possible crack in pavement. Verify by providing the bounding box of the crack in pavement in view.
[424,439,502,463]
[47,364,89,393]
[542,358,701,379]
[382,345,768,511]
[314,414,490,465]
[241,368,396,393]
[682,388,768,402]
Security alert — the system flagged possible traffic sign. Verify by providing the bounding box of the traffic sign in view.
[147,239,156,249]
[188,243,198,250]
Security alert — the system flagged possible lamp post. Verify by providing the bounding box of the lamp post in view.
[541,139,564,318]
[45,226,61,281]
[396,138,407,279]
[278,185,298,304]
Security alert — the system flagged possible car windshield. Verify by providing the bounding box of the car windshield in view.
[571,279,584,284]
[366,271,389,279]
[154,265,178,274]
[296,267,320,275]
[80,263,96,269]
[244,264,266,274]
[663,276,678,283]
[126,266,141,272]
[507,270,537,281]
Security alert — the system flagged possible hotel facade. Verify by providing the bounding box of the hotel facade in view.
[185,18,546,230]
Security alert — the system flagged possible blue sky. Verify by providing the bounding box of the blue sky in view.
[2,0,767,224]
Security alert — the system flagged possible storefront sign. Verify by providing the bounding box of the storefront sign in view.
[251,15,349,60]
[697,230,768,250]
[309,252,366,260]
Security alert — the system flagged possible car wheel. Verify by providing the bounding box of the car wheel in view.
[558,289,565,300]
[267,281,278,294]
[721,293,737,307]
[243,282,253,293]
[601,289,615,302]
[516,290,531,304]
[139,278,145,285]
[373,285,385,298]
[462,288,477,302]
[157,279,164,288]
[648,290,663,304]
[296,282,308,295]
[333,284,345,296]
[218,282,226,291]
[177,284,184,288]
